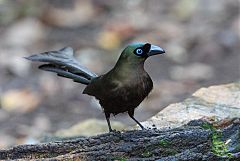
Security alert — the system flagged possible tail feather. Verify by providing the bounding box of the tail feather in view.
[25,47,97,84]
[39,64,90,85]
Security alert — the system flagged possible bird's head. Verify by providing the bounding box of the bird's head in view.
[119,42,165,64]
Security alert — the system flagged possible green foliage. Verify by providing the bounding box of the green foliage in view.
[201,122,233,158]
[140,139,176,158]
[142,150,152,157]
[112,156,127,161]
[201,122,213,130]
[159,139,170,147]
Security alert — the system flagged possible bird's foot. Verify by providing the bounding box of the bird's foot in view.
[139,124,145,130]
[109,129,117,133]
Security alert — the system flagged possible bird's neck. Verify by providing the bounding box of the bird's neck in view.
[111,57,146,79]
[114,57,145,70]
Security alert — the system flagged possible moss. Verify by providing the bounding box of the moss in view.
[163,148,179,156]
[201,122,233,158]
[142,150,152,157]
[140,139,178,158]
[159,139,170,147]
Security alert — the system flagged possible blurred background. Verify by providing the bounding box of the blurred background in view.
[0,0,239,148]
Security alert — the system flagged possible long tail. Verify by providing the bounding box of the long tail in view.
[25,47,97,85]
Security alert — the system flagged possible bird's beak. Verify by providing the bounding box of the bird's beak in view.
[148,45,165,56]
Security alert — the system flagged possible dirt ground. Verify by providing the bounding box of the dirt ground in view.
[0,0,239,148]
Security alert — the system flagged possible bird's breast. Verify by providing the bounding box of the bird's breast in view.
[83,70,153,114]
[107,73,152,105]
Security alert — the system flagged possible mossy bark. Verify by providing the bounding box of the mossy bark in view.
[0,119,239,161]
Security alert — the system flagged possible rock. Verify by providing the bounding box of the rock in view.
[142,82,240,129]
[55,119,127,137]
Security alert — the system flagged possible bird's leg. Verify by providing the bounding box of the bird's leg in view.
[128,110,145,130]
[104,112,113,132]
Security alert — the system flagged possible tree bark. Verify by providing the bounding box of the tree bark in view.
[0,119,239,161]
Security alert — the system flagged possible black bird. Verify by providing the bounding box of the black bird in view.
[26,43,165,132]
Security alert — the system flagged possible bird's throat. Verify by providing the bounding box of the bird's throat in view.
[111,58,146,81]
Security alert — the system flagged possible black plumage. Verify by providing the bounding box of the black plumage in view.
[26,42,165,132]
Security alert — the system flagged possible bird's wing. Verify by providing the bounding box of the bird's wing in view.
[39,64,90,85]
[25,47,97,84]
[83,75,120,96]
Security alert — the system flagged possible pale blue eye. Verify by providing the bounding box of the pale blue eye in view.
[136,49,143,55]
